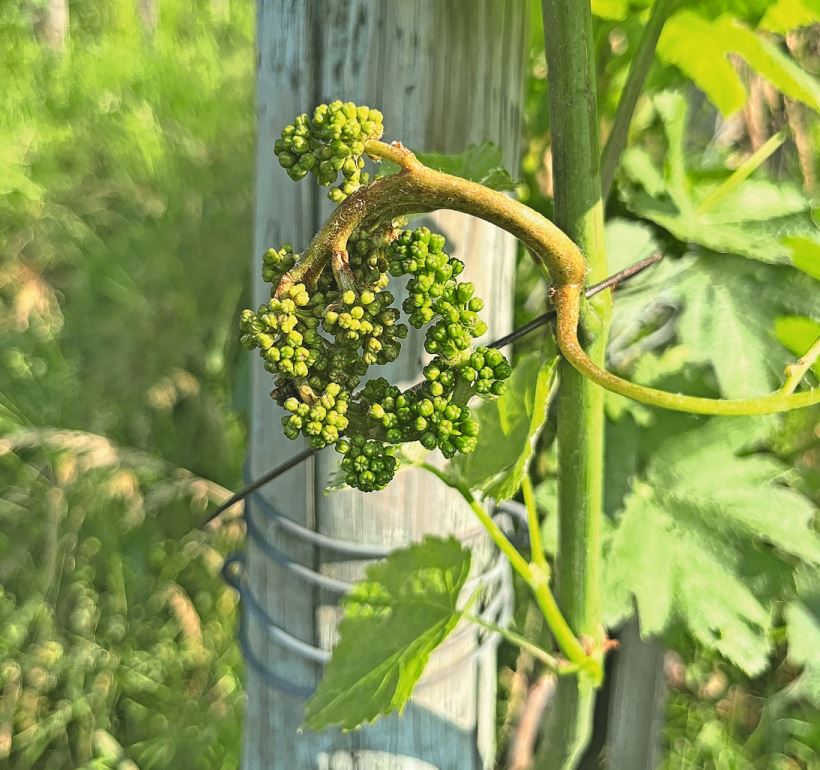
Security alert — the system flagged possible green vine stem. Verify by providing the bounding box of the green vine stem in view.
[275,141,819,417]
[782,336,820,395]
[540,0,609,764]
[601,0,674,199]
[420,463,598,677]
[522,473,550,581]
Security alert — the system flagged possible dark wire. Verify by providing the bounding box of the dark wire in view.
[201,447,316,528]
[488,252,662,350]
[201,251,663,527]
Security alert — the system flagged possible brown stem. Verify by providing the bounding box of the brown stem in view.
[277,140,585,297]
[273,143,819,417]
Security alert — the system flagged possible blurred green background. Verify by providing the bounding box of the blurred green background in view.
[0,1,817,769]
[1,2,252,768]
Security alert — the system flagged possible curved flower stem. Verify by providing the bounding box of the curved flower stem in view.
[554,285,820,414]
[277,142,585,296]
[274,139,820,417]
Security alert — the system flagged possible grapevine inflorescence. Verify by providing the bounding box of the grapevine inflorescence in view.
[240,103,511,491]
[273,101,384,202]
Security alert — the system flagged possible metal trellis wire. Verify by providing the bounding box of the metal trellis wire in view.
[222,471,516,697]
[210,252,665,697]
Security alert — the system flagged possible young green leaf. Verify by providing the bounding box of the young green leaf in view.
[673,254,818,398]
[760,0,820,34]
[604,418,820,675]
[619,92,816,265]
[785,235,820,281]
[303,536,471,732]
[591,0,629,20]
[775,316,820,379]
[449,348,559,500]
[416,142,518,191]
[657,11,820,115]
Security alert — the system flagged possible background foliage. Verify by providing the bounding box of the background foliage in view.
[1,1,253,767]
[0,0,817,768]
[511,1,819,767]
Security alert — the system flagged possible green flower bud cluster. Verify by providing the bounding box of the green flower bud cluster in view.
[360,376,480,459]
[274,101,384,202]
[311,346,367,393]
[261,244,297,285]
[239,282,322,380]
[387,227,489,359]
[335,436,397,492]
[243,145,514,492]
[322,289,407,366]
[282,382,350,449]
[346,226,395,289]
[454,347,512,396]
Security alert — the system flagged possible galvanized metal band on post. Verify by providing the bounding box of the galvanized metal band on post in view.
[221,458,518,698]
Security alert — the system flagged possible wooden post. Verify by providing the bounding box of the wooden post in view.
[40,0,69,52]
[136,0,159,36]
[599,621,666,770]
[243,2,527,769]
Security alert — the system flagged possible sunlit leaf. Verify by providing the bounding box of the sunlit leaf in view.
[658,11,820,115]
[775,316,820,378]
[450,347,559,499]
[605,418,820,675]
[591,0,630,20]
[760,0,820,34]
[417,142,518,191]
[303,537,470,731]
[784,569,820,706]
[785,235,820,280]
[619,91,816,265]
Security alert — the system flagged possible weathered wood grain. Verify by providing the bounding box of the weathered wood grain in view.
[244,3,527,768]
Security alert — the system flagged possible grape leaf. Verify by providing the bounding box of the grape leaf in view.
[619,92,816,264]
[657,11,820,115]
[450,347,559,499]
[591,0,630,20]
[786,235,820,280]
[784,568,820,706]
[601,221,818,400]
[678,1,774,26]
[760,0,820,33]
[672,254,818,397]
[416,142,518,191]
[786,600,820,672]
[303,536,470,731]
[604,418,820,675]
[775,316,820,379]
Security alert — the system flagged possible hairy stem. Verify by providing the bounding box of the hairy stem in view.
[601,0,673,199]
[272,125,819,416]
